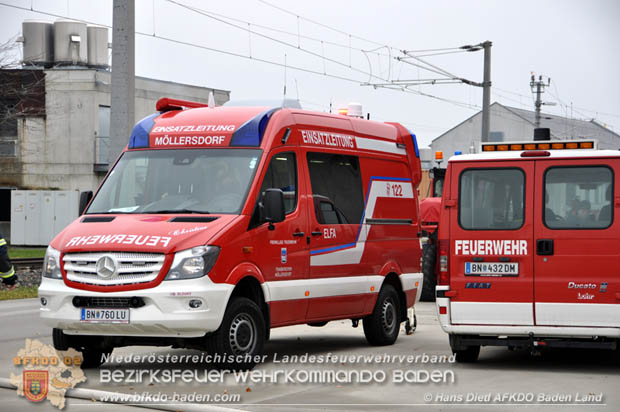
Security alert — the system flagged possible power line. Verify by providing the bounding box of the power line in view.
[0,1,363,83]
[158,0,392,59]
[400,52,462,80]
[0,1,484,113]
[491,90,530,109]
[402,46,464,53]
[256,0,392,49]
[164,0,388,82]
[496,84,620,120]
[412,49,471,58]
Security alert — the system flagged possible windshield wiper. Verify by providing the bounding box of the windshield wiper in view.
[141,209,211,214]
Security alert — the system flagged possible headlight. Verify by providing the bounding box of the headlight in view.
[42,246,62,279]
[165,246,220,281]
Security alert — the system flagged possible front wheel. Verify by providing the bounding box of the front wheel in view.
[52,328,70,351]
[206,297,265,369]
[363,284,401,346]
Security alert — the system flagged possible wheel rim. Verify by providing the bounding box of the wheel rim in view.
[381,297,397,334]
[229,313,257,355]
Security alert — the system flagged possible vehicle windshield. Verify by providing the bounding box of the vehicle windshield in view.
[87,149,262,214]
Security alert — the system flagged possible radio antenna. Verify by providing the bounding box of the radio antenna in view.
[283,53,287,100]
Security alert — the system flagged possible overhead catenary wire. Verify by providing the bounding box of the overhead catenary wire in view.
[253,0,475,83]
[401,51,462,80]
[164,0,389,82]
[0,1,482,113]
[1,0,488,112]
[411,49,472,58]
[5,1,618,126]
[157,0,393,59]
[0,1,364,84]
[496,85,620,120]
[256,0,393,49]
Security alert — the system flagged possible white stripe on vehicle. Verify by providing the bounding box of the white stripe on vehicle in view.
[450,301,534,326]
[535,302,620,328]
[261,273,421,302]
[355,137,407,156]
[310,179,414,266]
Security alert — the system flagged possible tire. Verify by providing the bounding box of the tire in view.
[453,346,480,363]
[363,284,401,346]
[52,328,70,351]
[420,242,437,302]
[206,297,265,370]
[80,348,112,369]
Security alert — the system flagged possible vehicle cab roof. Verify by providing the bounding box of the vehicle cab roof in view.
[448,149,620,163]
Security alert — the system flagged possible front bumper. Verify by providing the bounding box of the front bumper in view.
[38,277,234,338]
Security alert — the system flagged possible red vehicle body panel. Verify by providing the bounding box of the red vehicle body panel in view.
[48,106,423,331]
[438,151,620,333]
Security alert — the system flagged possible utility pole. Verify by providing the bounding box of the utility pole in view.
[110,0,135,162]
[361,40,492,143]
[530,73,551,129]
[480,41,492,142]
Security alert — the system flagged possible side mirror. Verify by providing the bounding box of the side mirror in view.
[79,191,93,215]
[261,188,285,230]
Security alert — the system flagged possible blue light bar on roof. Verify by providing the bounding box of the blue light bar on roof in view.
[407,129,420,158]
[230,108,279,147]
[128,113,159,149]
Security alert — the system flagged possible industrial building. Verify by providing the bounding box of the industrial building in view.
[0,19,229,242]
[430,101,620,156]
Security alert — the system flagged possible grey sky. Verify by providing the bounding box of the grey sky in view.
[1,0,619,148]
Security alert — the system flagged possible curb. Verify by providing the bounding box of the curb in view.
[0,377,243,412]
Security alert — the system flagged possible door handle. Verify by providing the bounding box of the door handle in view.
[536,239,554,256]
[292,231,305,237]
[311,231,322,236]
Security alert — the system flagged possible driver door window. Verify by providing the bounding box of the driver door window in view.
[259,152,298,214]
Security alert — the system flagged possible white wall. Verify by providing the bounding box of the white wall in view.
[17,68,230,192]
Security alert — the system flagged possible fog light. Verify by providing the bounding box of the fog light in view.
[40,297,47,306]
[130,297,142,308]
[189,299,202,309]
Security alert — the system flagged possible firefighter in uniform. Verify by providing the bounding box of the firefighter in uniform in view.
[0,233,17,289]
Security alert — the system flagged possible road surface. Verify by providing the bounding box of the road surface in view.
[0,298,618,411]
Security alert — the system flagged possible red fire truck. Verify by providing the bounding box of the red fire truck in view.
[435,138,620,361]
[38,99,424,368]
[419,151,447,301]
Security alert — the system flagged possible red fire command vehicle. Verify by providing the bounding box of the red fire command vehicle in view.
[38,99,423,368]
[436,139,620,362]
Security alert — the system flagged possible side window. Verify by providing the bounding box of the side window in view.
[459,168,525,230]
[259,152,297,214]
[434,178,444,197]
[544,166,613,229]
[307,152,364,225]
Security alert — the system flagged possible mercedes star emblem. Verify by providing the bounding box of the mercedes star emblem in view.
[96,255,118,279]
